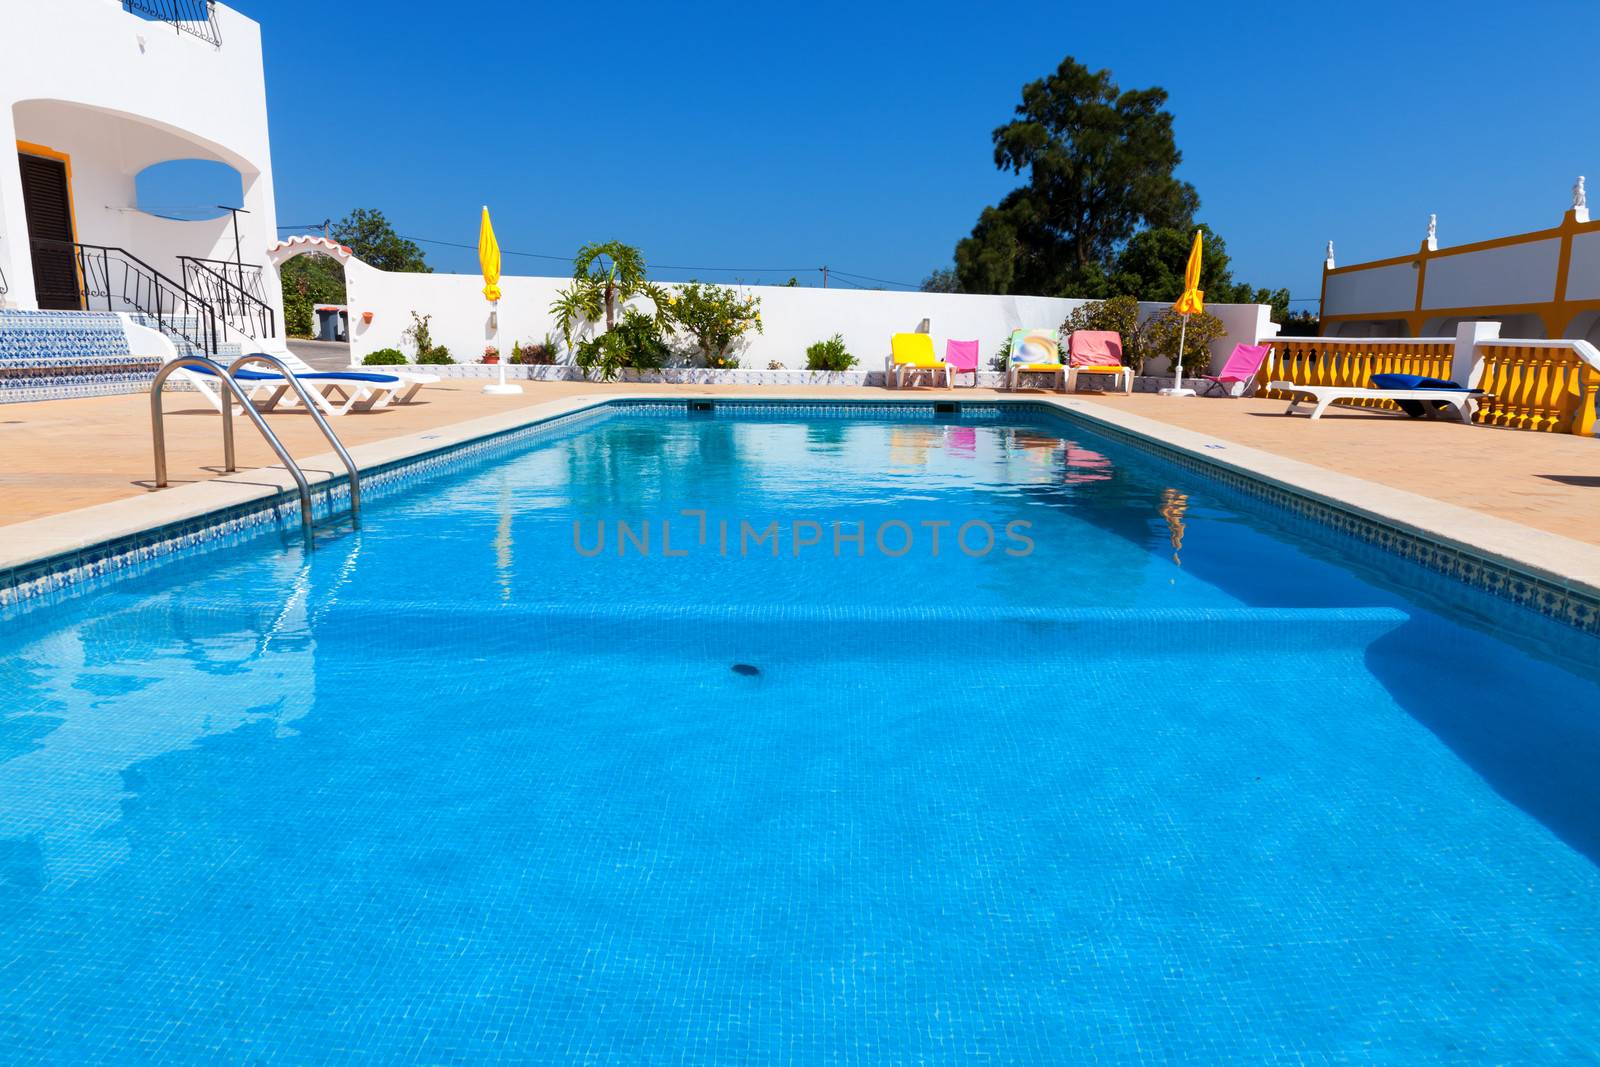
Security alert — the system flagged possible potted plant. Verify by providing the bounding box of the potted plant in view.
[483,345,500,365]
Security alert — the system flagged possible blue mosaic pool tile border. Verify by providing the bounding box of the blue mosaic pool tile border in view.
[613,398,1011,420]
[3,396,1596,635]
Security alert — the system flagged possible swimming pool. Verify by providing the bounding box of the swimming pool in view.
[3,401,1598,1062]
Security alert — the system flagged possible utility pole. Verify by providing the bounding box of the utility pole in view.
[820,265,829,289]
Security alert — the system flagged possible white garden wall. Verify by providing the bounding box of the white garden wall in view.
[344,260,1275,375]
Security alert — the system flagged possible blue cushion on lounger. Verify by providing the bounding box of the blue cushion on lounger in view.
[294,371,402,383]
[1369,373,1471,418]
[1370,373,1466,391]
[188,365,400,384]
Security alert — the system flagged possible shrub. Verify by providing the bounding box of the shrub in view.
[512,333,558,365]
[990,333,1013,371]
[805,334,855,371]
[362,348,407,366]
[284,292,314,339]
[402,311,435,361]
[401,310,454,363]
[670,282,762,368]
[1135,308,1225,376]
[575,310,669,380]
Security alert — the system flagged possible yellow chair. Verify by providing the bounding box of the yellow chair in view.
[889,333,953,389]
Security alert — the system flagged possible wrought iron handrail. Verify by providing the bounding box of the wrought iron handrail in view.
[180,256,276,344]
[122,1,221,47]
[40,239,218,355]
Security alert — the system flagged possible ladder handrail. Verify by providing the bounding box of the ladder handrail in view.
[228,353,361,525]
[150,357,314,540]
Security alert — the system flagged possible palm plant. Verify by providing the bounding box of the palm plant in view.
[551,241,674,351]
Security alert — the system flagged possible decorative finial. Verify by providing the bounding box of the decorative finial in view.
[1324,240,1336,270]
[1425,214,1438,251]
[1575,176,1589,223]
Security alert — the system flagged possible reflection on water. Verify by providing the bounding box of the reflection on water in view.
[0,548,358,888]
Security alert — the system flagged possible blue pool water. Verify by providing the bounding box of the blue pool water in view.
[2,403,1599,1063]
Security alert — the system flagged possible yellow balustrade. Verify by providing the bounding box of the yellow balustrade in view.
[1474,343,1600,435]
[1262,338,1454,411]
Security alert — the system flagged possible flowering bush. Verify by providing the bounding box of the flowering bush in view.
[671,282,762,369]
[482,345,500,364]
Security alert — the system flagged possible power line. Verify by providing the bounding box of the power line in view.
[275,220,1321,302]
[826,268,919,290]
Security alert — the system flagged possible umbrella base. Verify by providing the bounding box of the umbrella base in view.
[482,383,524,396]
[1158,387,1196,397]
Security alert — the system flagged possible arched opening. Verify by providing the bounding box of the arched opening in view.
[1424,314,1546,340]
[133,159,243,222]
[268,236,354,344]
[1562,310,1600,347]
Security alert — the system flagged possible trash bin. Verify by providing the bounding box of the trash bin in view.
[316,307,340,341]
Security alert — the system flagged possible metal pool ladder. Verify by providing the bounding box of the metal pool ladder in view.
[150,353,362,545]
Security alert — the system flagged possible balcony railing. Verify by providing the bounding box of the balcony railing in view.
[122,1,221,48]
[179,256,276,344]
[37,240,219,355]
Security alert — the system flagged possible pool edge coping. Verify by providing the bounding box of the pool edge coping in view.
[2,391,1597,629]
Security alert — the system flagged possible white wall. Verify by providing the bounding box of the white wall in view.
[1565,231,1600,302]
[0,1,278,314]
[345,260,1274,374]
[1323,261,1417,317]
[1422,239,1560,310]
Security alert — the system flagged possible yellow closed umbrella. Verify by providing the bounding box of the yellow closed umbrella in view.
[478,206,521,395]
[479,206,502,303]
[1163,229,1204,397]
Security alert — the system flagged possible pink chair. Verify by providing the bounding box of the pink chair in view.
[1066,331,1133,394]
[944,339,981,387]
[1199,343,1274,397]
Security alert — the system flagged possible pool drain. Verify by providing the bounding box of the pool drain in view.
[731,663,761,677]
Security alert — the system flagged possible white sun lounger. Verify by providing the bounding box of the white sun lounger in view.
[174,358,408,417]
[265,347,438,404]
[1271,380,1484,423]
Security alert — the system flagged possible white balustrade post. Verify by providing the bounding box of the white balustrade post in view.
[1454,320,1500,389]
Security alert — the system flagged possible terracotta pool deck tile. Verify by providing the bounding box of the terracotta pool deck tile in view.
[1,383,1596,550]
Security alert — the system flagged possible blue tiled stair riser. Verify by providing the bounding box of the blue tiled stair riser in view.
[0,310,160,403]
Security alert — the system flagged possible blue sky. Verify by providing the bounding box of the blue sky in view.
[213,0,1593,303]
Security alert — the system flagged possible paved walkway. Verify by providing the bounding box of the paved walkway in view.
[285,339,350,371]
[1,383,1596,544]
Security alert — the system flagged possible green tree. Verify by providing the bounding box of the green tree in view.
[1103,224,1290,319]
[331,208,431,272]
[919,267,961,293]
[551,241,673,351]
[955,57,1196,296]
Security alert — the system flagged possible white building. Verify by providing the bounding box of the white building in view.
[0,0,283,352]
[1320,186,1600,344]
